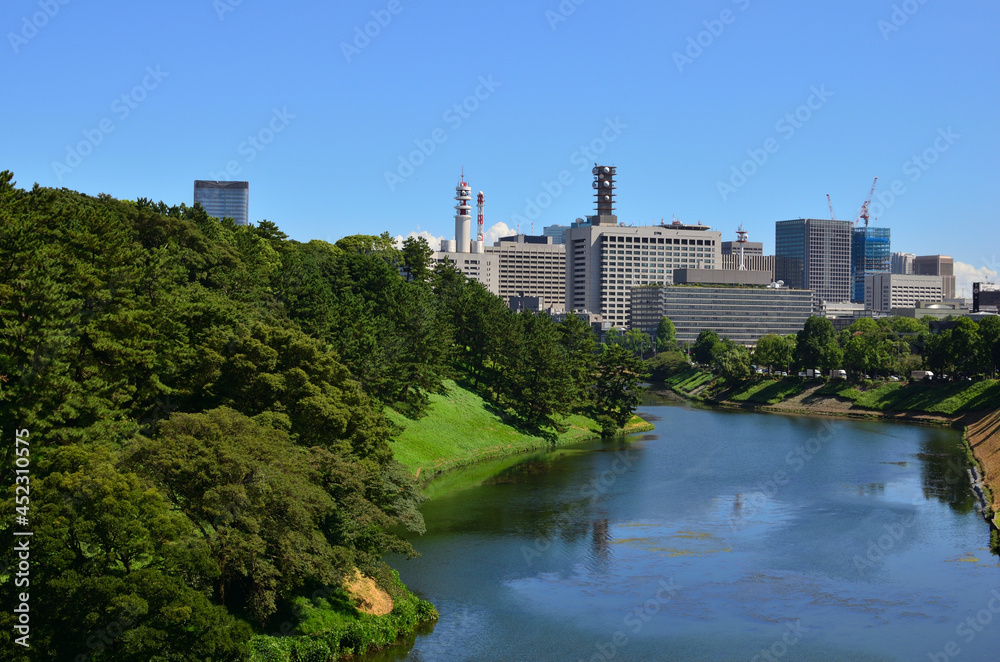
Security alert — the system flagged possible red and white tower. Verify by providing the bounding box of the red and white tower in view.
[454,171,472,253]
[736,224,749,271]
[476,191,485,242]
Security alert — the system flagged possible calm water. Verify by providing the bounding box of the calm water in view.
[374,394,1000,661]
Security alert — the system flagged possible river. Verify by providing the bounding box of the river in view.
[373,393,1000,661]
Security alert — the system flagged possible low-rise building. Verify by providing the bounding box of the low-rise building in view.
[630,283,814,346]
[864,273,944,313]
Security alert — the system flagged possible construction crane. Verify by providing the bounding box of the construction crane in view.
[826,194,836,221]
[855,177,878,227]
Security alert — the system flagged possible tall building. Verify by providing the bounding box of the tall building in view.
[630,282,813,346]
[864,273,944,313]
[850,226,891,303]
[564,166,722,328]
[542,224,569,244]
[775,218,852,304]
[891,252,915,275]
[193,180,249,226]
[914,255,956,299]
[485,235,566,308]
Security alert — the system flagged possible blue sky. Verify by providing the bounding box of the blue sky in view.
[4,0,998,293]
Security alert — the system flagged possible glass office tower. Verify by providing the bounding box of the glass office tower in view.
[775,218,852,303]
[851,226,891,303]
[193,180,249,226]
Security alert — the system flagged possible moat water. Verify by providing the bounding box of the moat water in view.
[374,393,1000,661]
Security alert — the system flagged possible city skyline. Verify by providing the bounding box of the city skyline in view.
[5,2,996,295]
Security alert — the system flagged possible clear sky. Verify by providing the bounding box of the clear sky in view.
[4,0,998,294]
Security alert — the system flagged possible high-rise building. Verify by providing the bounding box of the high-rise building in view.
[193,180,249,226]
[485,235,566,308]
[775,218,852,304]
[864,273,944,313]
[564,166,721,328]
[914,255,956,299]
[851,226,891,303]
[542,224,569,244]
[891,252,915,275]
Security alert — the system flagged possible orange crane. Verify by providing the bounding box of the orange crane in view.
[856,177,878,227]
[826,194,836,221]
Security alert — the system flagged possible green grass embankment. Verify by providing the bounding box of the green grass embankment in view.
[387,380,653,485]
[658,369,1000,417]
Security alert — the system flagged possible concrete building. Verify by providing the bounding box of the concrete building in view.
[564,165,723,328]
[891,252,915,275]
[566,222,722,328]
[817,301,880,331]
[431,250,499,293]
[851,226,891,303]
[775,218,852,303]
[721,240,764,256]
[892,301,964,320]
[485,234,566,308]
[630,283,814,346]
[720,253,775,277]
[864,273,944,313]
[914,255,956,299]
[673,268,772,287]
[193,180,249,226]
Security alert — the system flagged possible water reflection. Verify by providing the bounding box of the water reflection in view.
[919,430,975,513]
[376,401,991,661]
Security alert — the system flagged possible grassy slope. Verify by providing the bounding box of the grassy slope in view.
[387,381,652,483]
[660,369,1000,416]
[814,379,1000,415]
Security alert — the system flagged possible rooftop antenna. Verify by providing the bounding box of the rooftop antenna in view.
[736,223,749,271]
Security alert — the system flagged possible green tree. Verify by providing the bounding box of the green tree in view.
[595,344,649,435]
[753,334,792,373]
[401,235,434,282]
[646,350,689,382]
[655,316,677,353]
[712,340,752,380]
[558,312,599,408]
[692,329,722,364]
[794,316,843,371]
[979,316,1000,376]
[949,317,988,376]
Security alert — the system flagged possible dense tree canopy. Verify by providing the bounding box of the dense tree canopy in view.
[0,172,637,659]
